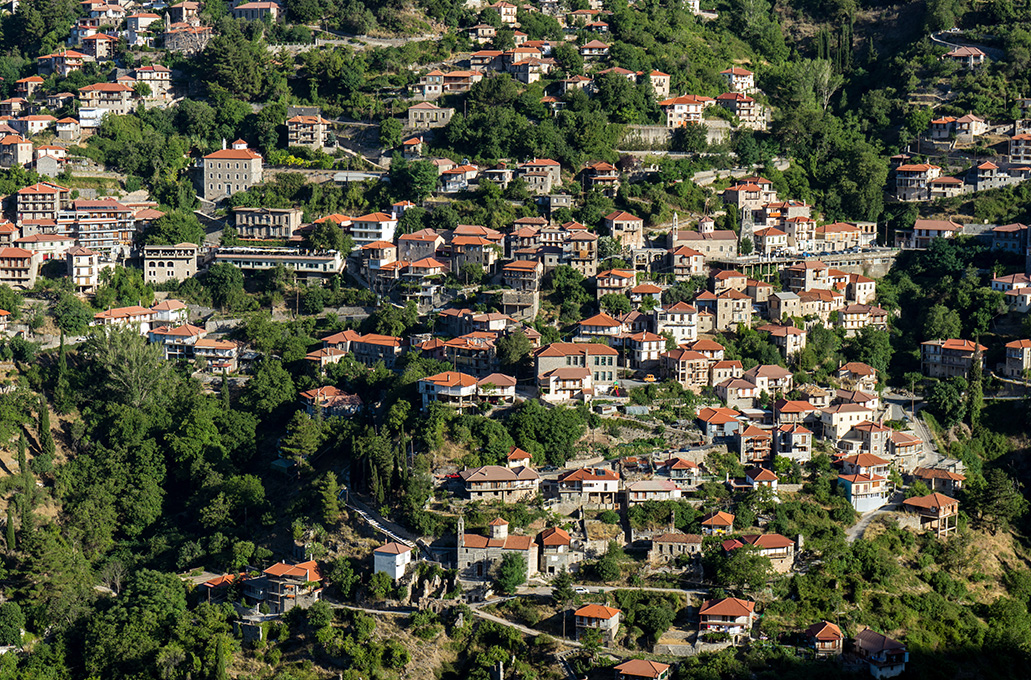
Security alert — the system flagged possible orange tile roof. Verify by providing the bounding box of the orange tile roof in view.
[574,604,620,619]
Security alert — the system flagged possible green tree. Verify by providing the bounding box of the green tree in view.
[924,303,961,340]
[280,410,323,463]
[140,211,205,246]
[319,471,341,524]
[329,556,360,598]
[927,376,968,427]
[380,117,403,148]
[390,157,438,202]
[243,359,295,416]
[599,293,631,315]
[0,285,21,320]
[0,602,24,646]
[5,507,13,552]
[83,325,173,409]
[54,332,72,413]
[709,546,772,592]
[496,330,532,370]
[203,263,245,310]
[740,237,754,255]
[495,552,527,594]
[52,293,94,336]
[306,219,343,252]
[969,468,1028,534]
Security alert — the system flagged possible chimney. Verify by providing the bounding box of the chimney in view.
[222,138,226,150]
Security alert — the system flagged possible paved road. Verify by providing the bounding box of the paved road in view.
[929,31,1006,60]
[469,607,582,645]
[520,584,707,598]
[845,492,903,543]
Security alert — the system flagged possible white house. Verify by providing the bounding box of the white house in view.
[373,542,414,581]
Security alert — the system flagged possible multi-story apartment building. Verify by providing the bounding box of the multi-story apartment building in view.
[0,135,32,168]
[563,231,599,277]
[70,198,135,254]
[233,207,304,240]
[0,247,39,288]
[37,50,90,78]
[418,370,479,411]
[1003,339,1031,379]
[699,597,755,635]
[66,246,100,293]
[287,115,330,148]
[134,64,172,98]
[716,92,761,123]
[502,259,543,291]
[1011,133,1031,164]
[78,83,136,115]
[920,338,986,379]
[200,140,263,200]
[669,245,704,279]
[660,347,709,389]
[895,163,941,202]
[720,67,754,92]
[142,243,198,283]
[350,212,399,247]
[654,301,698,344]
[213,247,343,279]
[533,342,620,391]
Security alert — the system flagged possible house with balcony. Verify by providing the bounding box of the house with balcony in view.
[287,115,330,148]
[773,423,812,462]
[722,533,795,572]
[805,621,843,657]
[700,510,735,535]
[838,472,888,512]
[854,629,908,679]
[720,67,754,92]
[188,336,238,372]
[658,95,712,127]
[419,371,479,411]
[1002,339,1031,379]
[699,597,755,635]
[903,492,958,537]
[660,347,709,389]
[459,465,540,502]
[697,406,741,442]
[574,604,620,642]
[556,467,620,509]
[920,338,986,379]
[895,218,961,249]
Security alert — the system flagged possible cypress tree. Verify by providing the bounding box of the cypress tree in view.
[220,370,230,410]
[5,507,14,552]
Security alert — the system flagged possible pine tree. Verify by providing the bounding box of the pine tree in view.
[319,472,341,525]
